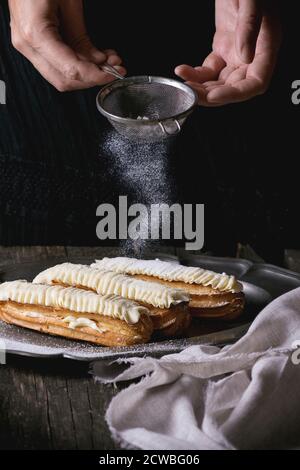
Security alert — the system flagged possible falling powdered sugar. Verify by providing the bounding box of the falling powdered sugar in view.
[100,129,177,257]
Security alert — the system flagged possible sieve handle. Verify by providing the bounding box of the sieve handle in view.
[99,63,125,80]
[159,119,181,136]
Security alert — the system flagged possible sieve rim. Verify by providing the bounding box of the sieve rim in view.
[96,75,198,124]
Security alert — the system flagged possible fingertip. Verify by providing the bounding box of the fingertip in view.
[106,54,123,67]
[175,64,190,75]
[87,49,107,65]
[115,65,127,76]
[175,65,183,76]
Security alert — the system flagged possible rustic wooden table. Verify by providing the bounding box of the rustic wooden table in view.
[0,245,178,450]
[1,246,298,450]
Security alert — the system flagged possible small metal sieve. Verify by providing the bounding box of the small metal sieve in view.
[96,76,198,143]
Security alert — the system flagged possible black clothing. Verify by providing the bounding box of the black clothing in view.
[0,0,297,264]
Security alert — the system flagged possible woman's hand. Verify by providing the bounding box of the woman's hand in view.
[175,0,282,106]
[8,0,126,91]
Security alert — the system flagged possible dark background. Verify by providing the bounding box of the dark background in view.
[0,0,297,264]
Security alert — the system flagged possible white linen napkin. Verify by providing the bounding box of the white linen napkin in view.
[92,288,300,450]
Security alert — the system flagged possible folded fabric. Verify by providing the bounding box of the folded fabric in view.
[92,288,300,450]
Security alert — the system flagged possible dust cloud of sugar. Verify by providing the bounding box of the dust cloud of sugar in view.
[100,130,176,257]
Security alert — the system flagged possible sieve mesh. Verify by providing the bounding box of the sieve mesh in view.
[96,76,198,143]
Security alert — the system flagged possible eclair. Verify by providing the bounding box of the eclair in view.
[33,263,191,337]
[91,257,245,320]
[0,281,153,346]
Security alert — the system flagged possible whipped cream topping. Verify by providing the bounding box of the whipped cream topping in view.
[23,311,107,333]
[34,263,189,309]
[62,316,107,334]
[24,312,44,319]
[92,257,243,293]
[0,281,147,324]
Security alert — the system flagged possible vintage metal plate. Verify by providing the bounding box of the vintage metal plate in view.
[0,255,299,362]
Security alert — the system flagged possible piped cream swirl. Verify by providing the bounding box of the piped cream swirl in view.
[91,257,243,293]
[0,281,146,324]
[33,263,189,309]
[62,316,107,333]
